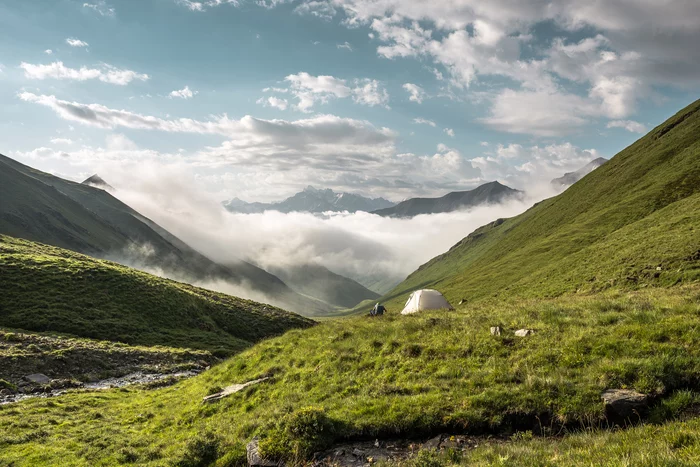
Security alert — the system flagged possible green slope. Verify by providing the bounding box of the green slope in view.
[0,235,313,354]
[376,99,700,310]
[0,154,329,316]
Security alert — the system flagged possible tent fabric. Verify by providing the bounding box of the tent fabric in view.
[400,289,454,315]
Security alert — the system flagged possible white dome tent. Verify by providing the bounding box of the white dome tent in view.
[400,289,454,315]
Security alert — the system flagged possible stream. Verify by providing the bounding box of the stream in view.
[0,370,199,405]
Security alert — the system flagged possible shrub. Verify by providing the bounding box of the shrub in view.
[176,432,222,467]
[258,407,336,462]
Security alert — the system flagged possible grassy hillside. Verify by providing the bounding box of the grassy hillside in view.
[268,263,380,308]
[0,287,698,465]
[0,235,313,354]
[0,154,330,316]
[374,100,700,311]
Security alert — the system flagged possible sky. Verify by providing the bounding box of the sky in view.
[2,0,700,203]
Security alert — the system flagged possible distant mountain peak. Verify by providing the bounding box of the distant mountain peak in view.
[224,187,395,214]
[551,158,609,188]
[81,174,114,191]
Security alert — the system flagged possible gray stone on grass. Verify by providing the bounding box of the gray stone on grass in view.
[601,389,649,418]
[24,374,51,384]
[490,326,501,336]
[514,329,534,337]
[246,437,278,467]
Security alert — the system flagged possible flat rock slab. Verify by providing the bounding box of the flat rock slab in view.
[203,377,270,403]
[514,329,534,337]
[23,374,51,384]
[601,389,649,418]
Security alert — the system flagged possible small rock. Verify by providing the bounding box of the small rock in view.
[422,435,442,450]
[333,449,345,457]
[490,326,501,336]
[246,437,278,467]
[351,448,365,458]
[514,329,533,337]
[458,298,467,305]
[601,389,649,418]
[23,374,51,384]
[656,266,662,271]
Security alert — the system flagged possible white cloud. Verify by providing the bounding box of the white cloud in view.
[82,2,115,17]
[606,119,647,134]
[294,1,336,20]
[256,96,289,110]
[50,137,74,145]
[402,83,425,103]
[20,61,149,85]
[336,41,353,51]
[470,142,601,191]
[352,79,389,108]
[169,85,198,99]
[45,49,53,55]
[443,128,455,137]
[286,0,700,136]
[413,118,436,127]
[479,89,603,136]
[281,72,389,112]
[66,38,89,48]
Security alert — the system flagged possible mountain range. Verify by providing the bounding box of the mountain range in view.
[372,181,522,218]
[551,157,608,187]
[223,186,395,214]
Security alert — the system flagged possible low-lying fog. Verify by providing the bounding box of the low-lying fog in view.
[107,167,562,294]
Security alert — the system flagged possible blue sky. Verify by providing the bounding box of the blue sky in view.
[2,0,699,202]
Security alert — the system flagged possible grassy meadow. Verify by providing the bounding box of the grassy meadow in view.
[1,286,698,465]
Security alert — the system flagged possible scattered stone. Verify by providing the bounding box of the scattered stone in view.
[351,448,365,458]
[23,374,51,384]
[601,389,649,418]
[656,266,662,271]
[203,377,270,403]
[246,437,278,467]
[422,435,442,450]
[514,329,534,337]
[458,298,467,305]
[490,326,502,336]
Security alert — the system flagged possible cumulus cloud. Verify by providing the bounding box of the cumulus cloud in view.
[66,38,89,47]
[403,83,425,103]
[606,119,647,134]
[413,118,436,127]
[443,128,455,137]
[283,0,700,137]
[470,142,602,191]
[169,85,198,99]
[256,96,289,110]
[267,72,389,112]
[20,61,149,85]
[45,49,53,55]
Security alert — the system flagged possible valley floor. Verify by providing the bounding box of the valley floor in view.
[1,285,699,465]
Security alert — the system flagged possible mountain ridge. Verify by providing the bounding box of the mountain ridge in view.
[223,186,395,214]
[0,154,330,316]
[371,181,522,218]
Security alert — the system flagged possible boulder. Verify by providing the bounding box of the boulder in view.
[601,389,649,418]
[422,435,442,450]
[490,326,501,336]
[23,374,51,384]
[246,437,278,467]
[514,329,534,337]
